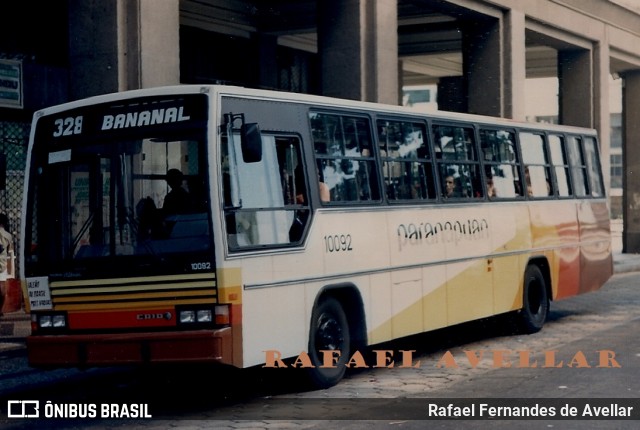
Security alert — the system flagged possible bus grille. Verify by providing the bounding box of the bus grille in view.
[48,273,217,310]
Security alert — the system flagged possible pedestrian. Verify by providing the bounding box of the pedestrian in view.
[0,213,13,317]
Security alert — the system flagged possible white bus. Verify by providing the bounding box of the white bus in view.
[21,85,612,388]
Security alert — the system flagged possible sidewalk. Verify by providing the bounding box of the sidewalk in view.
[1,221,639,353]
[612,251,640,273]
[610,218,640,273]
[0,309,30,353]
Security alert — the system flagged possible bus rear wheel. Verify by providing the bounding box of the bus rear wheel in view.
[517,265,549,334]
[306,297,350,389]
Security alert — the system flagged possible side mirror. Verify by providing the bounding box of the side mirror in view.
[241,123,262,163]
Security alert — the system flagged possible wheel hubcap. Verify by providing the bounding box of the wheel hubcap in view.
[315,313,344,351]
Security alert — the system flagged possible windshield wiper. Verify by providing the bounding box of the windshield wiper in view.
[71,213,94,256]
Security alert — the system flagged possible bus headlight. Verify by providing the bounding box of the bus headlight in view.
[177,305,229,327]
[179,310,196,324]
[39,315,52,328]
[52,315,66,328]
[37,313,67,329]
[197,309,212,323]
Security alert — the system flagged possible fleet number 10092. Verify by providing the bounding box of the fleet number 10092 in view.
[323,234,353,253]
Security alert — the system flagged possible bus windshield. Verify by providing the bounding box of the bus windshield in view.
[25,96,211,279]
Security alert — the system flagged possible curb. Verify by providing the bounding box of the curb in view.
[613,253,640,274]
[0,309,30,353]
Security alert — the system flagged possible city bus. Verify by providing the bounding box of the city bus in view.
[21,85,612,388]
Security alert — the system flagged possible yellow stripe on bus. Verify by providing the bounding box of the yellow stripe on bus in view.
[50,281,216,296]
[55,298,219,311]
[50,273,216,288]
[217,267,243,304]
[53,289,218,303]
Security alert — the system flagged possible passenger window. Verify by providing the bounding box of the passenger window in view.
[567,136,589,197]
[520,132,553,198]
[479,128,522,199]
[310,112,380,203]
[377,119,435,201]
[433,124,482,200]
[583,137,604,197]
[548,134,572,197]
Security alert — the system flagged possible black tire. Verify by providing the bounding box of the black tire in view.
[517,265,549,334]
[306,297,350,389]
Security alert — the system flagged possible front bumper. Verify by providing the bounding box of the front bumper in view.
[26,327,232,367]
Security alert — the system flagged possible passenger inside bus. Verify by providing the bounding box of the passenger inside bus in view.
[486,174,496,199]
[443,175,463,198]
[135,169,201,243]
[289,164,310,241]
[318,171,330,202]
[524,166,552,197]
[163,169,194,215]
[319,181,330,202]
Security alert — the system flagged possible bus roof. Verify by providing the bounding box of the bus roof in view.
[34,84,598,137]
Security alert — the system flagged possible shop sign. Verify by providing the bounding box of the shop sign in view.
[0,59,23,109]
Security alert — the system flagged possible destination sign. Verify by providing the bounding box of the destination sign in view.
[35,93,208,144]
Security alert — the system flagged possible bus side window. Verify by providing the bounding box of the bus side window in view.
[310,112,380,203]
[548,134,572,197]
[520,132,553,198]
[376,119,435,201]
[583,136,604,197]
[567,136,590,197]
[433,124,482,200]
[479,128,521,199]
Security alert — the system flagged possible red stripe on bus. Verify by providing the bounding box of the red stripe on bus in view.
[68,309,176,330]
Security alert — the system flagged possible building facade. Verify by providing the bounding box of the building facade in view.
[3,0,640,257]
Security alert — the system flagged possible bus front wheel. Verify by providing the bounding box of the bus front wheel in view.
[517,265,549,334]
[306,297,350,389]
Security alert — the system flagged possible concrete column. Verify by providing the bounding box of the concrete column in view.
[318,0,398,104]
[463,17,502,117]
[593,40,611,198]
[558,49,593,128]
[68,0,179,100]
[622,71,640,253]
[437,77,467,113]
[503,10,526,121]
[256,34,279,90]
[68,0,120,99]
[136,0,180,89]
